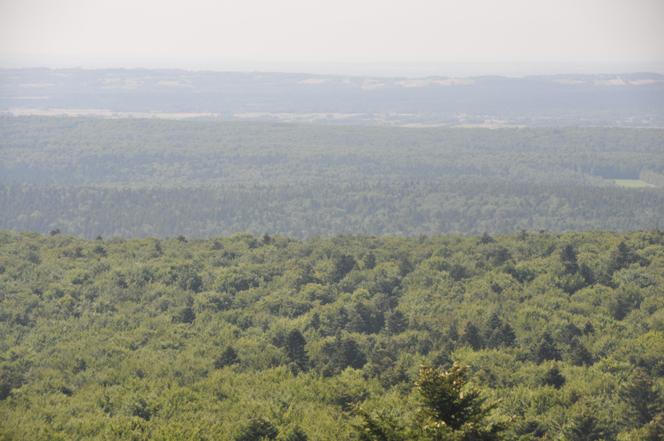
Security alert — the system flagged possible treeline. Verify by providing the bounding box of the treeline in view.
[2,117,664,187]
[1,230,663,439]
[1,117,664,238]
[2,69,664,126]
[2,180,664,238]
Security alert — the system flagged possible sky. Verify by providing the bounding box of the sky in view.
[1,0,664,76]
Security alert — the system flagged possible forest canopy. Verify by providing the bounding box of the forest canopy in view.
[1,230,663,440]
[1,117,663,238]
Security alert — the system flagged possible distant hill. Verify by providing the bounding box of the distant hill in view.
[2,68,664,126]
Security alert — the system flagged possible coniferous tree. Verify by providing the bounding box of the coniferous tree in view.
[283,427,309,441]
[128,397,153,421]
[386,311,407,335]
[541,366,565,389]
[642,413,664,441]
[348,302,384,334]
[560,323,582,343]
[334,254,357,281]
[356,364,504,440]
[560,244,579,274]
[515,420,547,438]
[620,368,663,427]
[564,412,608,441]
[338,337,367,371]
[499,323,517,347]
[609,241,638,273]
[235,418,278,441]
[416,364,495,431]
[363,253,376,270]
[355,407,404,441]
[448,322,459,343]
[567,339,594,366]
[479,232,495,244]
[285,329,309,372]
[462,322,484,350]
[449,264,469,282]
[318,336,367,376]
[172,305,195,324]
[214,347,239,369]
[485,313,503,338]
[484,314,516,348]
[534,332,561,363]
[0,364,25,401]
[579,263,595,285]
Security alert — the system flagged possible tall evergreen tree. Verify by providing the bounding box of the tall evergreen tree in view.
[285,329,309,372]
[462,322,484,350]
[564,412,608,441]
[534,332,561,363]
[560,244,579,274]
[541,366,566,389]
[609,241,638,273]
[283,427,309,441]
[484,313,516,348]
[214,347,239,369]
[620,368,663,427]
[235,418,278,441]
[386,311,408,335]
[567,339,594,366]
[355,364,505,440]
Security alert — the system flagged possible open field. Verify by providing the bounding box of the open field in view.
[613,179,656,188]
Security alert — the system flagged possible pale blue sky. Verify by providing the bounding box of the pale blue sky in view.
[1,0,663,75]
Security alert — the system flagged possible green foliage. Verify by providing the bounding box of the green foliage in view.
[214,347,239,369]
[172,305,196,324]
[533,332,561,363]
[281,426,309,441]
[355,364,504,440]
[314,336,367,377]
[385,311,407,335]
[462,323,483,350]
[563,405,612,441]
[2,119,664,238]
[541,366,566,389]
[415,364,502,438]
[0,360,26,401]
[0,230,662,439]
[236,418,279,441]
[620,368,663,427]
[285,330,309,372]
[609,242,640,274]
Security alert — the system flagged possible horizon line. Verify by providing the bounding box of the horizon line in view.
[2,64,664,79]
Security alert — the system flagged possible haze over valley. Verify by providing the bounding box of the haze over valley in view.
[2,1,664,440]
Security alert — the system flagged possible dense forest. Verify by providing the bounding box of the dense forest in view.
[1,230,663,440]
[1,117,664,237]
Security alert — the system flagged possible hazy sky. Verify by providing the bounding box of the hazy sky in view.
[1,0,663,75]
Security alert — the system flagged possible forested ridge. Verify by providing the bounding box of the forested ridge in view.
[1,117,664,237]
[1,230,663,440]
[3,69,664,127]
